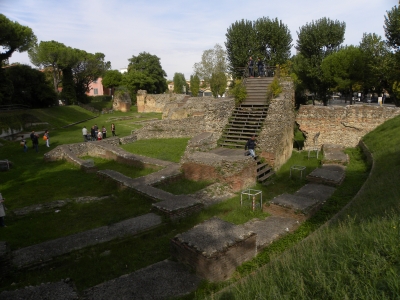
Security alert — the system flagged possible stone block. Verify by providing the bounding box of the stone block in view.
[171,218,256,282]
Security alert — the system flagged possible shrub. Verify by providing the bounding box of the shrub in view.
[266,77,283,101]
[229,79,247,106]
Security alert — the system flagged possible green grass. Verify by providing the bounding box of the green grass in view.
[121,137,190,162]
[154,177,212,195]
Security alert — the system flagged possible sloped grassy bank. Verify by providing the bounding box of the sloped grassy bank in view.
[196,115,400,300]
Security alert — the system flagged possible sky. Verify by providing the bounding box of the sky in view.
[1,0,397,79]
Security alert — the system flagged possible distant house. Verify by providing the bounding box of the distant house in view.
[86,77,112,96]
[168,82,174,92]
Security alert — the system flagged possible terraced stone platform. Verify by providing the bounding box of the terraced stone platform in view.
[307,164,346,186]
[12,213,162,268]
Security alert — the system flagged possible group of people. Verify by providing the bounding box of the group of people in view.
[82,123,116,142]
[248,56,265,78]
[21,130,50,152]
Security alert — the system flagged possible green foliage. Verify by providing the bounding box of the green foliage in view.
[90,95,112,102]
[266,77,283,100]
[384,3,400,50]
[295,17,346,104]
[0,14,37,64]
[102,70,122,89]
[173,72,187,94]
[0,68,14,104]
[60,67,77,105]
[229,79,247,105]
[4,64,57,107]
[127,52,167,93]
[321,46,365,101]
[193,44,227,85]
[190,74,200,96]
[225,17,292,77]
[210,72,227,97]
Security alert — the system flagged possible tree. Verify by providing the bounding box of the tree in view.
[102,70,123,91]
[295,17,346,104]
[4,64,56,107]
[28,40,69,92]
[127,52,167,93]
[72,50,110,101]
[321,46,365,104]
[193,44,227,85]
[190,74,200,97]
[225,18,292,77]
[173,72,187,94]
[210,72,227,98]
[0,14,37,66]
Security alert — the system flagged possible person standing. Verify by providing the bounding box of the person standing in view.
[82,126,88,142]
[90,126,96,141]
[94,124,98,139]
[102,126,107,139]
[257,58,264,78]
[21,136,28,152]
[0,193,6,227]
[32,133,39,152]
[248,56,254,77]
[30,131,35,148]
[97,130,102,140]
[44,130,50,147]
[245,135,257,158]
[111,123,116,136]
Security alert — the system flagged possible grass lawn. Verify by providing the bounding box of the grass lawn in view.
[121,137,190,162]
[154,177,212,195]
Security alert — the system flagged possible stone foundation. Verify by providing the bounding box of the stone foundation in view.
[171,218,256,282]
[258,79,295,170]
[136,90,187,113]
[181,152,257,192]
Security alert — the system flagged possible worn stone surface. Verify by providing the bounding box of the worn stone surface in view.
[173,217,254,258]
[136,90,187,113]
[296,105,400,149]
[12,213,162,268]
[84,260,200,300]
[270,193,319,214]
[258,79,295,169]
[0,280,78,300]
[322,144,349,165]
[307,165,346,186]
[243,216,299,250]
[191,183,235,207]
[295,183,336,202]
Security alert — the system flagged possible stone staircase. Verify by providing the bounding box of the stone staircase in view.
[218,77,274,182]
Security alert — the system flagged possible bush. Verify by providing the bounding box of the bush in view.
[229,79,247,106]
[89,95,112,102]
[266,77,283,100]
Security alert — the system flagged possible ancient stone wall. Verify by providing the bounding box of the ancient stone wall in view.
[296,105,400,149]
[136,90,187,113]
[133,98,235,140]
[258,79,295,169]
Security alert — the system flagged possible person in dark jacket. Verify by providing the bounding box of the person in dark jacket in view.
[257,58,264,78]
[248,56,254,77]
[32,133,39,153]
[245,135,257,158]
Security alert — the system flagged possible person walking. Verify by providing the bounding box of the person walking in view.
[102,126,107,139]
[0,193,6,227]
[32,133,39,152]
[97,130,103,141]
[248,56,254,77]
[44,130,50,147]
[245,135,257,158]
[82,126,88,142]
[111,123,116,136]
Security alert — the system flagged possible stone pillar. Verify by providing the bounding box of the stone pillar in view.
[136,90,147,113]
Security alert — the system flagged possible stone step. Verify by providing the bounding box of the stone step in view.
[218,142,244,148]
[306,165,346,186]
[257,171,275,182]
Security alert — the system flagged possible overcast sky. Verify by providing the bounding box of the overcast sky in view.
[2,0,397,79]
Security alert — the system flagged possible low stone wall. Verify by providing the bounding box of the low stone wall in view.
[296,105,400,149]
[181,152,257,192]
[258,79,295,169]
[133,98,235,141]
[136,90,187,113]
